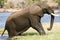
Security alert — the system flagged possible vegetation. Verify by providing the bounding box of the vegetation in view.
[53,0,60,9]
[33,0,40,1]
[0,0,7,8]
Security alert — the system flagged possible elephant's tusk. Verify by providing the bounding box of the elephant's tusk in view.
[51,13,60,16]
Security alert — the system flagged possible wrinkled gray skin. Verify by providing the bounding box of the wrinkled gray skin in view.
[1,2,54,37]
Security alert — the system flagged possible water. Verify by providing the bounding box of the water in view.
[41,14,60,22]
[0,12,11,28]
[0,34,8,40]
[0,12,60,28]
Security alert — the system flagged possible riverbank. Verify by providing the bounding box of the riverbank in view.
[0,8,22,12]
[0,8,60,13]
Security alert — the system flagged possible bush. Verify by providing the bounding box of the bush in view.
[0,0,7,8]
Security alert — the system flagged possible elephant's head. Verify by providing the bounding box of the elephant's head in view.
[35,2,59,31]
[41,6,59,31]
[36,2,60,31]
[35,2,60,31]
[42,7,55,31]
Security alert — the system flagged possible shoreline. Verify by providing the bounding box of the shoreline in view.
[0,8,22,12]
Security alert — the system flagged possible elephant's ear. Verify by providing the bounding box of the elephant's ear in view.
[42,8,48,13]
[37,9,44,17]
[38,8,48,17]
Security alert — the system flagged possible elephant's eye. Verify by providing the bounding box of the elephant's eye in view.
[43,8,48,13]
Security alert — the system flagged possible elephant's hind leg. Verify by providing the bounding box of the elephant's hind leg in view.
[17,26,30,35]
[6,21,17,37]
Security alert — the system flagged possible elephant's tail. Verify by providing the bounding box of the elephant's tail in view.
[1,28,6,36]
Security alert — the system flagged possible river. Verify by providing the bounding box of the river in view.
[0,12,60,28]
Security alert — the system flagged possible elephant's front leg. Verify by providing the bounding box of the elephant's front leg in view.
[32,23,46,35]
[38,22,46,35]
[30,17,46,35]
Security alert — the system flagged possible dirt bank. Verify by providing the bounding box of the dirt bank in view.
[0,8,22,12]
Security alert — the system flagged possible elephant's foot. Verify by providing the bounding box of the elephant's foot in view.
[18,33,22,35]
[39,30,46,35]
[47,28,51,31]
[40,32,46,35]
[8,30,18,38]
[8,34,15,38]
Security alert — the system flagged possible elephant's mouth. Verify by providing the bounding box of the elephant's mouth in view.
[51,13,60,16]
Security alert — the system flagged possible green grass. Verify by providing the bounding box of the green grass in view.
[0,22,60,40]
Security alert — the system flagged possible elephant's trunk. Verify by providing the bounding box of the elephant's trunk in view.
[47,13,55,31]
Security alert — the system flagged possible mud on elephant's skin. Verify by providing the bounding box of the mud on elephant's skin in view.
[1,2,56,37]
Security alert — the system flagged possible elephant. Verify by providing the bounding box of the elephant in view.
[1,2,57,37]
